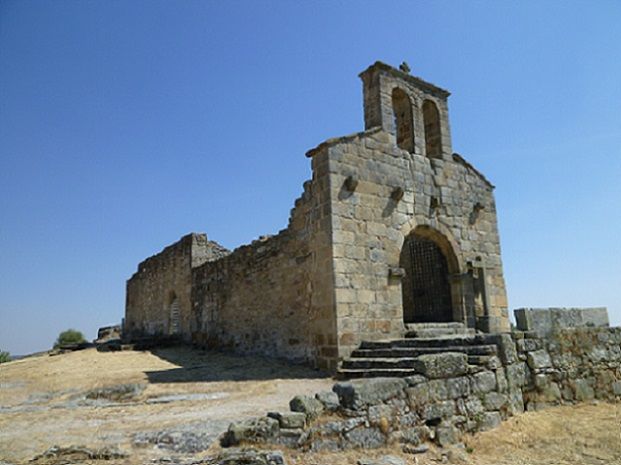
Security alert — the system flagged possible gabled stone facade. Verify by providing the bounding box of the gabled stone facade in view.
[125,61,510,371]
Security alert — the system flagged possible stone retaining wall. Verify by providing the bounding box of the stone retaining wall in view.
[223,325,621,452]
[517,327,621,410]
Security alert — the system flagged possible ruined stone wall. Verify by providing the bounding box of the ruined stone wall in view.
[223,325,621,452]
[307,127,509,360]
[191,149,339,370]
[516,327,621,409]
[125,233,229,341]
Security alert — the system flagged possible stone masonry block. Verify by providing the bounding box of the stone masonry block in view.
[423,400,455,421]
[471,371,497,395]
[267,411,306,429]
[333,378,407,409]
[446,377,470,399]
[289,395,324,420]
[514,307,609,336]
[527,350,552,370]
[412,353,468,379]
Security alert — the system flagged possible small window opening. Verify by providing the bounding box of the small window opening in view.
[169,292,180,335]
[392,88,415,152]
[423,100,442,158]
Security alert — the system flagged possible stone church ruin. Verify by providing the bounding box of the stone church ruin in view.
[124,61,619,451]
[125,61,509,371]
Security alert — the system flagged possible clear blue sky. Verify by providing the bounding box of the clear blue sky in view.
[1,1,620,355]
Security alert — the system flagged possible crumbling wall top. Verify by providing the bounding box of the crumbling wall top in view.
[514,307,609,337]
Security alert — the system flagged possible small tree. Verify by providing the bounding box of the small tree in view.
[0,351,10,364]
[54,329,86,348]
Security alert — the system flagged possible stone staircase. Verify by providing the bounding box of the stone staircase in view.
[337,322,504,379]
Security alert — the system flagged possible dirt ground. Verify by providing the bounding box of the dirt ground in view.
[1,347,620,465]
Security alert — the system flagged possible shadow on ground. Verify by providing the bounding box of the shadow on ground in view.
[144,345,330,383]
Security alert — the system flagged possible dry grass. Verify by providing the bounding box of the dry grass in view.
[1,347,620,465]
[0,347,332,464]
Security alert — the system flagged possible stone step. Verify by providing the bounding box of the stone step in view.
[336,368,420,379]
[359,335,487,350]
[341,357,421,370]
[404,322,474,338]
[405,322,466,330]
[405,327,476,338]
[467,355,499,367]
[350,344,498,359]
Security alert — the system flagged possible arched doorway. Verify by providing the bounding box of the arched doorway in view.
[400,227,457,323]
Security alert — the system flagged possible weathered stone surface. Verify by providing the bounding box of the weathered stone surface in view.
[333,378,406,409]
[368,404,395,426]
[412,353,468,379]
[85,383,145,402]
[404,375,427,386]
[427,379,449,401]
[404,380,430,405]
[435,423,460,446]
[207,448,287,465]
[30,446,126,463]
[212,326,620,455]
[423,400,454,421]
[358,455,405,465]
[471,371,497,394]
[486,333,518,365]
[507,388,525,415]
[315,391,340,411]
[345,427,386,448]
[402,444,429,454]
[527,350,552,370]
[463,397,484,416]
[477,412,501,431]
[396,412,418,429]
[537,382,562,403]
[572,379,595,401]
[289,395,324,420]
[446,377,470,399]
[506,363,529,387]
[222,417,279,446]
[309,437,341,452]
[516,338,542,352]
[515,307,609,336]
[483,392,507,411]
[496,368,508,393]
[267,412,306,429]
[275,428,304,448]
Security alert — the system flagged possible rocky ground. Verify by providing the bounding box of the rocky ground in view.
[1,347,620,465]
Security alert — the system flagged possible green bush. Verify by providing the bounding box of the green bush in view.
[0,351,10,364]
[54,329,86,348]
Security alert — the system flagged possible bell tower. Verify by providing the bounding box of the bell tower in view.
[359,61,453,160]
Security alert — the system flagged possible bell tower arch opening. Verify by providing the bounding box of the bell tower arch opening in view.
[423,99,442,158]
[391,88,415,153]
[400,226,462,324]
